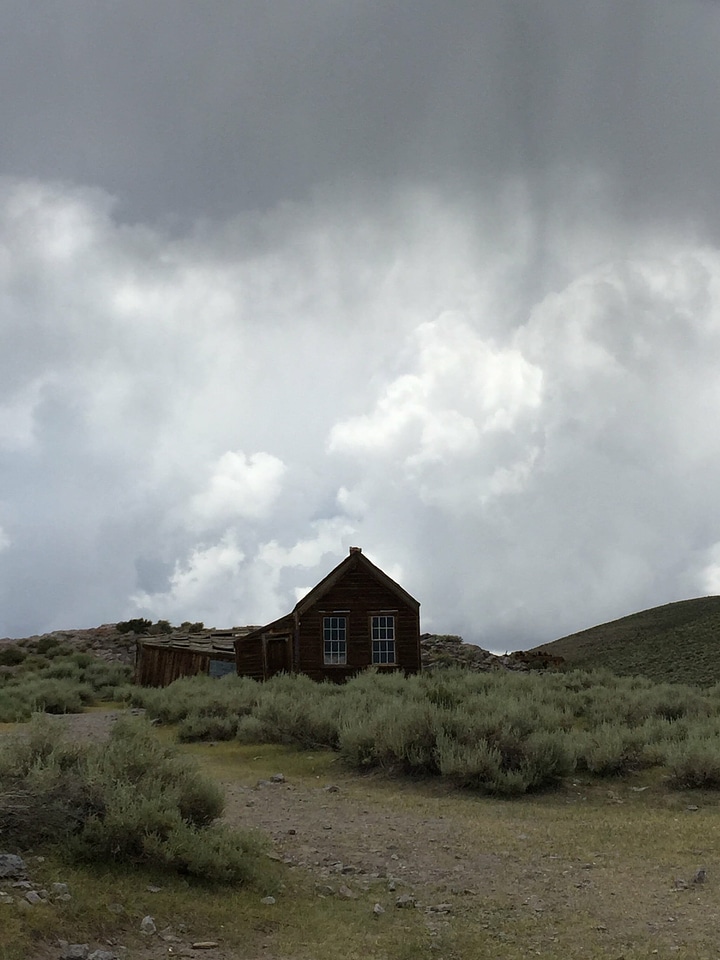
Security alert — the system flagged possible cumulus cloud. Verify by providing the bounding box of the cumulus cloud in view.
[2,170,720,645]
[190,451,287,527]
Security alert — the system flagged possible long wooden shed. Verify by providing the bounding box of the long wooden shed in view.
[235,547,421,682]
[135,630,249,687]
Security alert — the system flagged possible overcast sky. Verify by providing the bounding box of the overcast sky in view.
[2,1,720,648]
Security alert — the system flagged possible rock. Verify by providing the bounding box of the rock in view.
[24,890,43,904]
[59,945,89,960]
[140,915,156,935]
[0,854,27,879]
[88,951,119,960]
[692,868,707,884]
[0,893,13,904]
[324,784,340,793]
[395,894,416,909]
[51,882,70,898]
[270,773,285,783]
[373,903,385,917]
[427,903,453,914]
[260,896,276,905]
[107,903,125,915]
[146,884,163,893]
[191,943,221,950]
[337,885,359,900]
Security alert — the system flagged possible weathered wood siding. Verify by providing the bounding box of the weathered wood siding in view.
[297,563,420,681]
[135,643,235,687]
[236,614,295,681]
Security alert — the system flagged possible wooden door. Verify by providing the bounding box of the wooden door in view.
[264,636,291,678]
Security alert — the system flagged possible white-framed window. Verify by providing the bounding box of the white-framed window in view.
[371,615,396,664]
[323,616,347,664]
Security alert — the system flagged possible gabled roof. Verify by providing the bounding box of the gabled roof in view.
[294,547,419,615]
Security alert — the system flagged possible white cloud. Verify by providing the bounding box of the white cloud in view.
[191,450,286,526]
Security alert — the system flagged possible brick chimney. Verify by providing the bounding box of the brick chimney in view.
[349,546,362,554]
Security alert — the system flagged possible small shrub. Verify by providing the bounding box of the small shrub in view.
[116,618,152,635]
[178,713,239,742]
[0,644,26,666]
[664,737,720,788]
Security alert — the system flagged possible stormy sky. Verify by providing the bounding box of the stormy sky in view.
[2,1,720,648]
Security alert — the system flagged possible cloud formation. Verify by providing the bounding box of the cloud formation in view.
[2,4,720,646]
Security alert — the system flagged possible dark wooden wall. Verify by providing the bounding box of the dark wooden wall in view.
[235,614,295,681]
[135,644,235,687]
[297,564,420,682]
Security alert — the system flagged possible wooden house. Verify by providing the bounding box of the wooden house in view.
[235,547,421,682]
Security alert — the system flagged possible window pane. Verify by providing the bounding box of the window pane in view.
[323,616,347,664]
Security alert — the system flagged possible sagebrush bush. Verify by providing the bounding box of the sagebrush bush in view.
[0,715,268,885]
[178,712,239,742]
[0,647,133,721]
[664,736,720,788]
[134,664,720,796]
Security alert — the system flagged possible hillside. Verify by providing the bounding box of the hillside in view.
[530,595,720,685]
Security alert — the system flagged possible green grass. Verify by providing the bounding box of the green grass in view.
[529,595,720,685]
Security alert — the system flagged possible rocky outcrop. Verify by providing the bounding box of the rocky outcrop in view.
[420,634,564,673]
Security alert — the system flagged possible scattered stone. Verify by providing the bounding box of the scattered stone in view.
[686,805,699,812]
[88,951,119,960]
[387,879,397,892]
[270,773,286,783]
[395,893,416,909]
[324,784,340,793]
[12,880,32,889]
[146,884,163,893]
[24,890,43,904]
[427,903,453,914]
[373,902,385,917]
[693,868,707,884]
[59,945,89,960]
[673,878,688,890]
[191,943,221,950]
[52,882,70,898]
[260,896,276,905]
[0,854,27,879]
[140,915,156,935]
[107,903,125,915]
[0,893,14,904]
[287,828,297,835]
[337,885,359,900]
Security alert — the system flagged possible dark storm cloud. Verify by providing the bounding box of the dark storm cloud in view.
[2,2,720,229]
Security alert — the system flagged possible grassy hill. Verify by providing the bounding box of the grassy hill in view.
[530,595,720,685]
